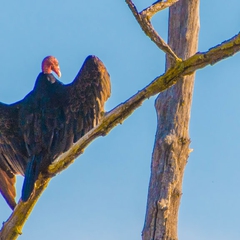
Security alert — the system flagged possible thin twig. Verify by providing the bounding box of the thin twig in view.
[141,0,179,20]
[126,0,181,63]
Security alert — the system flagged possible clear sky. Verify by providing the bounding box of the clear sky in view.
[0,1,240,239]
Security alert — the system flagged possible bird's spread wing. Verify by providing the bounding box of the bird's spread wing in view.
[0,102,28,209]
[64,55,111,144]
[21,55,111,201]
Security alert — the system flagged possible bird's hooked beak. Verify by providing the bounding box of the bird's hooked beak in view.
[52,65,61,78]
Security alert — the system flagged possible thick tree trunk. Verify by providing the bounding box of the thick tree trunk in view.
[142,1,200,239]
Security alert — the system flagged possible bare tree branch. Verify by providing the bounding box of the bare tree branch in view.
[126,0,181,63]
[50,33,240,176]
[1,32,240,240]
[0,178,50,240]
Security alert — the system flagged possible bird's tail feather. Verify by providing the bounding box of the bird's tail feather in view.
[21,155,41,202]
[0,169,16,210]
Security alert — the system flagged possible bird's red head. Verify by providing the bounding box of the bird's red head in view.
[41,56,61,77]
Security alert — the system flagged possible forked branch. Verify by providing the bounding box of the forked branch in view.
[126,0,181,62]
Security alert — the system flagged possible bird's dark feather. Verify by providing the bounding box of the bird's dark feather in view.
[0,55,111,207]
[0,103,28,209]
[20,55,111,201]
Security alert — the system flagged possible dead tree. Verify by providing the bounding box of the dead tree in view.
[142,0,199,239]
[1,1,240,239]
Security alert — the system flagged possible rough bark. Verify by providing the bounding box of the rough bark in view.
[142,1,199,239]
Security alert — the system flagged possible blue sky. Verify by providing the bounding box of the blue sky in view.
[0,1,240,239]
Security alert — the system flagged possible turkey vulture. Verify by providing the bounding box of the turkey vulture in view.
[0,55,111,208]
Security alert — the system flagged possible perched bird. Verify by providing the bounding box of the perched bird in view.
[0,55,111,208]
